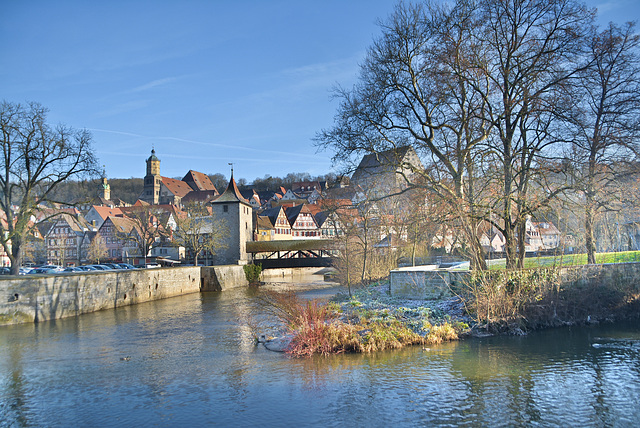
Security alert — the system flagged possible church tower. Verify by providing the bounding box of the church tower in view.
[141,149,161,204]
[101,175,111,201]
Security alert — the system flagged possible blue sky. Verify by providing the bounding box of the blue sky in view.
[2,0,639,182]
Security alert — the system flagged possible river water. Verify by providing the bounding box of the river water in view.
[1,283,639,427]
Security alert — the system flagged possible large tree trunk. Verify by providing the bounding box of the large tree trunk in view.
[9,242,21,276]
[585,158,597,264]
[516,217,526,269]
[584,195,597,264]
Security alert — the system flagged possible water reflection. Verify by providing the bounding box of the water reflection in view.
[1,286,639,427]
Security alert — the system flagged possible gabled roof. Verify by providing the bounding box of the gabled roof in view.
[260,206,286,227]
[256,215,274,230]
[89,205,123,221]
[120,204,182,229]
[182,190,218,204]
[161,176,193,198]
[292,181,324,194]
[182,170,218,192]
[103,215,137,235]
[533,221,561,235]
[351,146,418,184]
[285,204,315,226]
[314,211,330,228]
[47,212,95,235]
[211,176,251,206]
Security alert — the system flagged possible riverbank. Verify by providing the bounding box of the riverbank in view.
[257,280,472,355]
[259,263,640,355]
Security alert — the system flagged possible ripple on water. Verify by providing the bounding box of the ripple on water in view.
[1,291,640,427]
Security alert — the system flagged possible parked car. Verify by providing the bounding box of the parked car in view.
[28,267,58,274]
[86,264,110,270]
[61,267,83,273]
[117,263,137,270]
[77,265,98,271]
[19,267,33,275]
[0,267,11,275]
[102,263,122,270]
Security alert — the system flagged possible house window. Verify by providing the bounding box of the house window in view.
[223,205,228,213]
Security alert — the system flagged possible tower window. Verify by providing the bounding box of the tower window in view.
[223,205,228,212]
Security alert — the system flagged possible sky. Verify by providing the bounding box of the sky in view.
[2,0,639,183]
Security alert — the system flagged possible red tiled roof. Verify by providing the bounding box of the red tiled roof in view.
[182,190,218,204]
[91,205,123,220]
[182,170,218,192]
[161,176,193,198]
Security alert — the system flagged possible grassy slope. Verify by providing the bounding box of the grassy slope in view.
[485,251,640,270]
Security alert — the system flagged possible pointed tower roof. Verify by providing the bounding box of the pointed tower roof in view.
[211,174,251,206]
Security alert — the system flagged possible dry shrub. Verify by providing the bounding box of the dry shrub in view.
[462,268,561,330]
[256,289,337,330]
[359,320,425,353]
[426,323,458,345]
[287,322,362,357]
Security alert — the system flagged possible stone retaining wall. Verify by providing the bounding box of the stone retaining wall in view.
[390,267,470,300]
[558,262,640,288]
[1,267,202,326]
[0,264,335,326]
[390,262,640,300]
[200,265,248,291]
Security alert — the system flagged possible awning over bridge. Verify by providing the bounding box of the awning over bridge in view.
[246,239,336,269]
[246,239,335,254]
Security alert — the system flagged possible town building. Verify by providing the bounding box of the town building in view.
[44,213,96,266]
[139,149,218,206]
[350,146,423,197]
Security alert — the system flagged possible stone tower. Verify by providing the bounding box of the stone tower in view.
[209,174,253,265]
[141,149,161,204]
[101,176,111,201]
[100,166,111,201]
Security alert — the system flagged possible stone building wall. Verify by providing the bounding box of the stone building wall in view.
[210,202,253,266]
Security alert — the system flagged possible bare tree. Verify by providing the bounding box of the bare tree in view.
[469,0,593,268]
[566,22,640,263]
[318,0,594,270]
[118,206,167,265]
[173,203,227,266]
[87,232,108,264]
[0,101,99,274]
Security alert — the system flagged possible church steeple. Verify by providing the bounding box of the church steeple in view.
[101,165,111,201]
[141,148,161,204]
[146,148,161,176]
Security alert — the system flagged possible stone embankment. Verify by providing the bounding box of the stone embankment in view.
[0,265,249,326]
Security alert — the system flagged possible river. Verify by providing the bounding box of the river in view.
[1,283,639,427]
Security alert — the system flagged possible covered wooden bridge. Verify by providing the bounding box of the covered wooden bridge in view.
[246,239,336,269]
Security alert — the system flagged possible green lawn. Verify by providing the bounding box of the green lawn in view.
[486,250,640,270]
